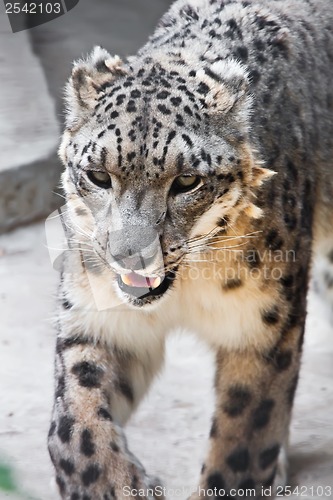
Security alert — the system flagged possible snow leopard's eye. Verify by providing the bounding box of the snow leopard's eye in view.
[171,175,203,194]
[87,170,112,189]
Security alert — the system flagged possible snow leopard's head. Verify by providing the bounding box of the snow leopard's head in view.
[59,47,273,308]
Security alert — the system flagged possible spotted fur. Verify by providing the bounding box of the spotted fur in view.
[49,0,333,498]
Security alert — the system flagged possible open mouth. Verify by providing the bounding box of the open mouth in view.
[117,270,176,299]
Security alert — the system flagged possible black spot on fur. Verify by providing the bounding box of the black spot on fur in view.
[59,458,75,476]
[206,472,225,490]
[157,90,170,99]
[197,82,210,95]
[287,374,299,406]
[265,229,284,250]
[182,134,193,148]
[210,417,218,438]
[62,299,73,309]
[226,173,235,183]
[223,278,242,290]
[237,169,244,180]
[130,89,141,99]
[246,249,261,269]
[157,104,172,115]
[71,493,80,500]
[239,478,256,490]
[71,361,104,388]
[226,18,243,39]
[57,415,75,443]
[127,100,137,112]
[97,407,113,421]
[127,152,136,163]
[216,216,229,228]
[115,376,134,403]
[226,447,250,473]
[267,344,293,372]
[100,147,107,168]
[48,421,56,438]
[81,464,101,487]
[249,69,261,85]
[166,130,176,145]
[253,400,275,429]
[176,153,184,172]
[263,92,271,105]
[284,213,297,231]
[223,385,252,417]
[176,113,185,126]
[56,475,66,495]
[97,130,106,139]
[254,37,265,51]
[171,96,182,106]
[262,307,280,325]
[204,67,222,83]
[259,444,280,470]
[116,94,126,106]
[56,376,65,399]
[57,336,91,351]
[275,349,293,371]
[80,429,95,457]
[184,105,193,116]
[234,46,248,62]
[110,441,120,453]
[280,274,294,301]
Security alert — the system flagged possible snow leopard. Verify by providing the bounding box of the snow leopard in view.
[48,0,333,498]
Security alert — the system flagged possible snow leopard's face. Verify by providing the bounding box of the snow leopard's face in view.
[59,47,271,307]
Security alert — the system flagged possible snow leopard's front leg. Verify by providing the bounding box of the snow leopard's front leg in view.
[48,326,164,500]
[194,289,307,498]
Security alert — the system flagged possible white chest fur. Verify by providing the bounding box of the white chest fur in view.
[169,263,278,351]
[65,256,278,355]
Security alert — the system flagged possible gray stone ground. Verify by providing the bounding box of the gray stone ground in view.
[0,223,333,500]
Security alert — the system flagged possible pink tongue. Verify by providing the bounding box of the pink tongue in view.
[121,272,160,289]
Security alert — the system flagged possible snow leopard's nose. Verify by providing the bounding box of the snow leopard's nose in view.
[112,252,158,271]
[108,226,162,272]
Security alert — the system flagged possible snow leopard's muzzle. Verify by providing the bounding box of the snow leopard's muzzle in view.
[107,225,177,304]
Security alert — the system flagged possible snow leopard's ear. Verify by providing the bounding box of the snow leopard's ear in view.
[196,59,252,123]
[65,46,127,130]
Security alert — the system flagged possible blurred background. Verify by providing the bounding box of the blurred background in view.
[1,0,173,233]
[0,1,333,499]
